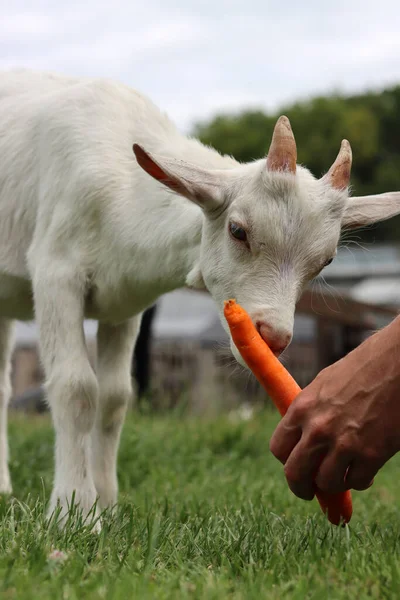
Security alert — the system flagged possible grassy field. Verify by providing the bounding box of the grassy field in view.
[2,408,400,599]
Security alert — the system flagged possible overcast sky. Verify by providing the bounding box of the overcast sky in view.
[2,0,399,132]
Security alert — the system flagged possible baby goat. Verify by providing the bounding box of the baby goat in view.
[1,69,400,527]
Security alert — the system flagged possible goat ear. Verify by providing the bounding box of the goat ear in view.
[133,144,225,212]
[342,192,400,229]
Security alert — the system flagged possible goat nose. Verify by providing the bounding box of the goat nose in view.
[257,322,292,357]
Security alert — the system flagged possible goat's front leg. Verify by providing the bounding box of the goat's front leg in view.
[32,266,99,527]
[92,317,141,509]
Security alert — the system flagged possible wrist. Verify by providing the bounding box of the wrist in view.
[380,315,400,359]
[375,315,400,387]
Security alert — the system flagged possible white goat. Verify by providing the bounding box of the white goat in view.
[1,69,400,527]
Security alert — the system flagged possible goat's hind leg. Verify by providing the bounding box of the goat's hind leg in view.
[0,319,13,494]
[92,317,141,509]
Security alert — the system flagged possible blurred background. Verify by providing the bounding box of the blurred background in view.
[4,0,400,414]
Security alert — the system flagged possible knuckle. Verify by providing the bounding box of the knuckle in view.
[291,394,313,418]
[314,470,331,491]
[335,436,353,456]
[283,463,297,482]
[307,418,330,443]
[269,428,283,457]
[269,437,281,460]
[283,463,302,488]
[362,446,381,464]
[269,443,280,460]
[283,466,314,501]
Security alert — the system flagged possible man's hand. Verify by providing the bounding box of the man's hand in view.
[270,316,400,500]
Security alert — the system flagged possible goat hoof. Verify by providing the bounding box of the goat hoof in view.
[47,488,101,532]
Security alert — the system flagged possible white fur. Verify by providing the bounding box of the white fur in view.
[1,69,400,525]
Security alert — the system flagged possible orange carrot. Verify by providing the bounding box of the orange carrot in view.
[224,299,353,526]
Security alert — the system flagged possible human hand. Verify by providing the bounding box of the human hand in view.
[270,316,400,500]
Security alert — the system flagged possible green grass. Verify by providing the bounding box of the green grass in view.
[2,408,400,599]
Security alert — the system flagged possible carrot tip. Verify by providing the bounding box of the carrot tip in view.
[224,299,236,309]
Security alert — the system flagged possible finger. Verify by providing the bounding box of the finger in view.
[283,438,329,501]
[345,459,383,491]
[314,449,353,494]
[270,418,302,464]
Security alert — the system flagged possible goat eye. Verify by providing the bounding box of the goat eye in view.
[229,222,247,242]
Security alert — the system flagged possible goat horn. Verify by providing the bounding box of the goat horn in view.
[266,115,297,174]
[324,140,352,190]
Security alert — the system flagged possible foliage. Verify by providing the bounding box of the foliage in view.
[194,86,400,242]
[2,410,400,598]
